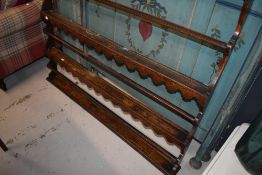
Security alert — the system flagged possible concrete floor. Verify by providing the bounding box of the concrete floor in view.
[0,58,212,175]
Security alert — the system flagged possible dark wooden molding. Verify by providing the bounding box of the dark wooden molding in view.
[48,48,190,149]
[46,32,198,123]
[94,0,228,54]
[227,0,254,52]
[47,70,181,175]
[0,138,8,152]
[41,0,253,173]
[94,0,253,54]
[209,55,229,90]
[41,11,209,110]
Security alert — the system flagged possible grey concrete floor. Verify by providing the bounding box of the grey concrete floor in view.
[0,58,212,175]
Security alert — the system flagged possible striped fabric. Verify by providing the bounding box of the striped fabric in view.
[0,0,43,38]
[0,0,46,79]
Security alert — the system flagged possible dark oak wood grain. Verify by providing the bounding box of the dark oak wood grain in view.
[41,11,209,110]
[46,32,198,123]
[0,138,8,152]
[48,70,181,175]
[48,47,190,149]
[41,0,253,174]
[228,0,254,51]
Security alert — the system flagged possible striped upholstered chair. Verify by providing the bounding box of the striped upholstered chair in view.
[0,0,46,91]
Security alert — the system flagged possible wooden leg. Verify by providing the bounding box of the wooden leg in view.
[201,150,212,162]
[0,138,8,152]
[0,79,7,91]
[189,156,202,169]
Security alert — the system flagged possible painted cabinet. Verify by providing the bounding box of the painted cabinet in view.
[57,0,262,143]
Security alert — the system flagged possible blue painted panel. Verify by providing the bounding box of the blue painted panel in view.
[112,0,201,121]
[112,0,206,115]
[217,0,262,16]
[58,0,84,64]
[178,0,216,76]
[87,0,116,40]
[194,2,262,140]
[196,24,262,139]
[192,5,240,84]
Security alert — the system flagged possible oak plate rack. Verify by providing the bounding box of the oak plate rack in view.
[40,0,253,174]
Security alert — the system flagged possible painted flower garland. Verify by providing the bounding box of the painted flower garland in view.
[125,0,169,57]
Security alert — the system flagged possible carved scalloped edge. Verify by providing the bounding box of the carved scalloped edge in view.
[45,17,207,110]
[61,68,184,150]
[81,32,206,109]
[53,56,186,148]
[61,64,183,146]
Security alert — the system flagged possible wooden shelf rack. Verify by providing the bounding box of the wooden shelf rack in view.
[41,0,253,174]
